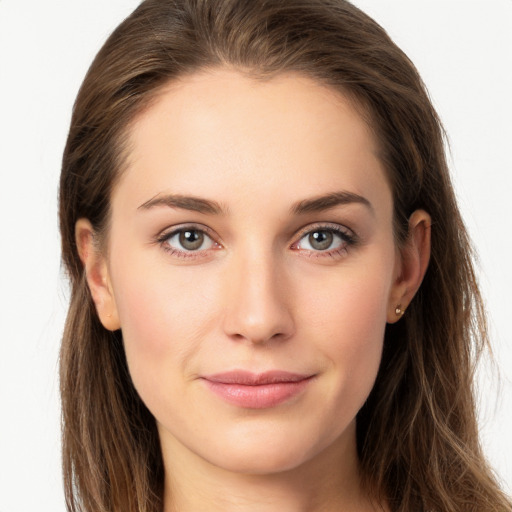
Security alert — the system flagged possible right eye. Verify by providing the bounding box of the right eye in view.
[158,226,219,257]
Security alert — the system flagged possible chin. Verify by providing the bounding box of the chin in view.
[197,427,327,476]
[208,447,310,476]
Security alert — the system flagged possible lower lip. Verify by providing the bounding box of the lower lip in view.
[203,378,312,409]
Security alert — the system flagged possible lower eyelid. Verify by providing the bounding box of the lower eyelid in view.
[159,239,220,261]
[298,243,351,262]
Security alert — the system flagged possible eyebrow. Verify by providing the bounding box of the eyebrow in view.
[137,194,225,215]
[290,191,374,215]
[137,190,373,216]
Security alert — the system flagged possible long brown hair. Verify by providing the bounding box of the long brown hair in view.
[59,1,511,510]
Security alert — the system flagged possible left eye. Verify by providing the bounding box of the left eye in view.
[163,229,216,251]
[296,229,348,251]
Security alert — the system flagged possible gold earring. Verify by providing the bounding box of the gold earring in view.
[395,305,405,316]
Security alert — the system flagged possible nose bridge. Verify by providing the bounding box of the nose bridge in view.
[222,242,294,344]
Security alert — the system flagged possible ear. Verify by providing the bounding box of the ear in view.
[387,210,431,323]
[75,218,121,331]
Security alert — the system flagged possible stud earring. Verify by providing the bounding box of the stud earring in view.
[395,305,405,316]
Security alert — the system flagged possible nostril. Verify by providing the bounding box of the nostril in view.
[223,308,295,345]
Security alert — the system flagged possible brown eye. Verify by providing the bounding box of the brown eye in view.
[162,227,216,253]
[179,230,204,250]
[308,231,334,251]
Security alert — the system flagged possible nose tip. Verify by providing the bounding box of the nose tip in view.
[226,309,291,345]
[222,258,295,345]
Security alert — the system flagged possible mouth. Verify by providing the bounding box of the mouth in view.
[201,370,315,409]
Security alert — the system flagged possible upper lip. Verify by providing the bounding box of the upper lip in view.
[202,370,313,385]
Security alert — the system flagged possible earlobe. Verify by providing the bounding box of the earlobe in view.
[75,218,121,331]
[387,210,431,323]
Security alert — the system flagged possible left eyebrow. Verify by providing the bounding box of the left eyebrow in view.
[290,191,374,216]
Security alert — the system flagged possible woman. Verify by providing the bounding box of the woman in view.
[58,0,512,510]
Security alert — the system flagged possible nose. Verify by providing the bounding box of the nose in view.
[222,250,295,345]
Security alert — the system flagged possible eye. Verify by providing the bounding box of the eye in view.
[160,227,217,253]
[303,230,337,251]
[292,224,357,256]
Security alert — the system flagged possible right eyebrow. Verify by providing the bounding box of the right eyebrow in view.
[137,194,226,215]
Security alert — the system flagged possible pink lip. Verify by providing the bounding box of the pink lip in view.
[201,371,314,409]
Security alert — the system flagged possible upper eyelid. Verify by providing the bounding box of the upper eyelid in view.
[157,223,218,241]
[294,222,355,240]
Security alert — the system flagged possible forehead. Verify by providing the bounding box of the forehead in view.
[116,68,390,215]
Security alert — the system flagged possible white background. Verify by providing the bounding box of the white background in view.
[0,1,511,510]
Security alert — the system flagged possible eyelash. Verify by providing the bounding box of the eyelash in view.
[155,223,358,260]
[156,224,220,259]
[291,223,358,259]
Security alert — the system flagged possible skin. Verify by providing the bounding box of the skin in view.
[77,68,431,512]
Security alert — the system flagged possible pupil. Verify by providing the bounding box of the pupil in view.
[179,230,204,250]
[309,231,333,251]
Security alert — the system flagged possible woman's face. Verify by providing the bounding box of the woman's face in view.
[101,69,405,475]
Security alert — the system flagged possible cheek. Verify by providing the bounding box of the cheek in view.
[297,256,393,400]
[108,247,220,397]
[301,257,391,339]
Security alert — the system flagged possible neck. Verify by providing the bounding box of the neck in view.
[161,422,381,512]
